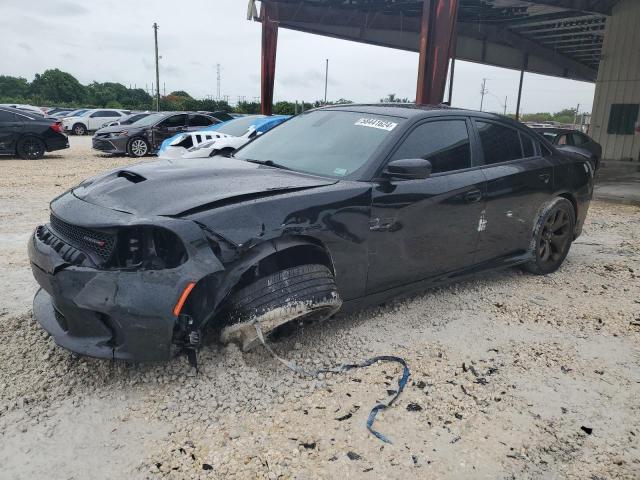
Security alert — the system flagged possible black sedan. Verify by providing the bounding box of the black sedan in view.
[92,112,220,157]
[0,106,69,160]
[532,127,602,169]
[28,105,594,361]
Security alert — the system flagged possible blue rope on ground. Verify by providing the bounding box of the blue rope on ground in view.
[254,322,411,444]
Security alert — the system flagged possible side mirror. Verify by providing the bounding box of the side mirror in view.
[383,158,432,180]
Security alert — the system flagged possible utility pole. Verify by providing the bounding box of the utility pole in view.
[153,23,160,112]
[324,59,329,104]
[480,78,488,111]
[504,96,508,115]
[573,103,580,126]
[216,64,221,100]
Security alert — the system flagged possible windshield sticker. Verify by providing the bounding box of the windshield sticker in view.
[334,168,348,176]
[354,118,398,131]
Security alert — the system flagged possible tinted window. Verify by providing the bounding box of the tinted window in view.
[91,110,121,117]
[520,133,535,157]
[0,110,17,122]
[391,120,471,174]
[160,114,187,128]
[235,110,401,179]
[188,114,214,127]
[571,133,589,146]
[476,121,523,164]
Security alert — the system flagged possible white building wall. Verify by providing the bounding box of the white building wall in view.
[590,0,640,161]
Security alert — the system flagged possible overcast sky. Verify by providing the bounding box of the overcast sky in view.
[0,0,596,114]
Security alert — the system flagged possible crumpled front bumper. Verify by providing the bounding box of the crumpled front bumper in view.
[27,195,226,362]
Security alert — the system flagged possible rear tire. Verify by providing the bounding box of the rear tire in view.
[16,137,46,160]
[522,197,575,275]
[220,264,342,351]
[72,123,87,136]
[127,137,149,157]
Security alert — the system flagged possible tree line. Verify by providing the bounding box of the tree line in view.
[0,69,349,115]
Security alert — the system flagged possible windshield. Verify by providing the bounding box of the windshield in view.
[130,113,165,127]
[215,116,264,137]
[234,110,401,178]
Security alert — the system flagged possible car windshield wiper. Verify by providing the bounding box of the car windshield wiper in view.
[243,159,292,171]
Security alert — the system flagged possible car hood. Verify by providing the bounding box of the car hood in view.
[72,157,337,217]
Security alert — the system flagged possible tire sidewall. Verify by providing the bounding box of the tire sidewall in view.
[527,197,576,274]
[127,137,149,157]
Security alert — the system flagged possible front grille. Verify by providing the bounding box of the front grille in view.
[49,215,116,262]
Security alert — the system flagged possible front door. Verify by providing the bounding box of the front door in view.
[472,119,555,263]
[366,118,486,294]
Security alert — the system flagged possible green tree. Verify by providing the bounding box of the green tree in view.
[0,75,29,99]
[236,101,261,114]
[30,69,86,103]
[170,90,192,98]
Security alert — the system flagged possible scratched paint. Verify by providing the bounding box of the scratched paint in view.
[477,210,488,232]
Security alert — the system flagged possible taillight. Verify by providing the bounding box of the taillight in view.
[50,122,64,134]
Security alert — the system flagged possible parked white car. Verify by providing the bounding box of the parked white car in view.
[158,115,290,160]
[62,109,129,135]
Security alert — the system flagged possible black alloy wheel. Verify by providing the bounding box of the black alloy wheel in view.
[523,197,575,275]
[16,137,46,160]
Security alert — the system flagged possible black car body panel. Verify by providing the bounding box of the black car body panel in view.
[29,105,594,361]
[0,106,69,156]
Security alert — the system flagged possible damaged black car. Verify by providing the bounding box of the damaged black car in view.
[28,105,594,361]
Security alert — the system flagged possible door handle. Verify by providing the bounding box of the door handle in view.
[538,173,551,184]
[464,189,482,203]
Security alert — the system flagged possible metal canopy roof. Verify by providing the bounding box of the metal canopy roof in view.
[256,0,620,82]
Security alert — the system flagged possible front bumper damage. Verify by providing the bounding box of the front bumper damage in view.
[27,194,225,362]
[92,135,128,155]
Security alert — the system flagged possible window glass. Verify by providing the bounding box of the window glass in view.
[0,110,16,122]
[235,110,401,178]
[571,133,588,146]
[607,104,639,135]
[390,120,471,174]
[216,116,264,137]
[160,114,187,128]
[520,132,535,157]
[102,111,121,117]
[189,114,214,127]
[476,121,523,164]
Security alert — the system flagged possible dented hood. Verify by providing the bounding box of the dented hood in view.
[72,157,336,217]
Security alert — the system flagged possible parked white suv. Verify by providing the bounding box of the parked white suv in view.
[62,109,129,135]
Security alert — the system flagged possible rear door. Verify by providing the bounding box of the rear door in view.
[0,110,21,153]
[152,114,187,150]
[472,119,554,263]
[366,117,486,293]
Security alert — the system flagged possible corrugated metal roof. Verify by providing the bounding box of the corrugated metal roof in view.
[258,0,620,81]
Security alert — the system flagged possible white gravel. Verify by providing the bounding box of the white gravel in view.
[0,137,639,479]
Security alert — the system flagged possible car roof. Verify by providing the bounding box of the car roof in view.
[314,103,512,122]
[532,127,582,134]
[0,105,42,120]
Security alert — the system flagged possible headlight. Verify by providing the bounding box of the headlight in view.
[110,131,128,137]
[110,226,187,270]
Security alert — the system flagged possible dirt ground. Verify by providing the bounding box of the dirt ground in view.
[0,137,639,479]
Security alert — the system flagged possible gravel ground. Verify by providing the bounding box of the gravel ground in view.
[0,137,639,479]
